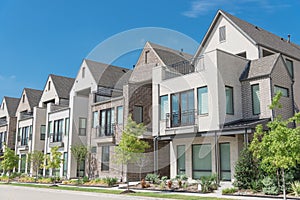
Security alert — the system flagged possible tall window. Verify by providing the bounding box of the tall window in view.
[101,146,110,171]
[274,85,289,97]
[65,118,69,136]
[22,94,25,103]
[53,119,63,142]
[0,132,3,149]
[63,152,68,177]
[225,86,234,114]
[20,154,26,173]
[220,143,231,181]
[171,90,194,127]
[82,67,85,78]
[117,106,123,124]
[100,109,114,136]
[133,106,143,124]
[251,84,260,115]
[177,145,186,175]
[77,160,85,177]
[145,50,150,64]
[79,118,87,136]
[197,86,208,115]
[48,121,53,139]
[92,111,99,128]
[285,59,294,78]
[160,95,168,120]
[40,125,46,140]
[48,81,51,91]
[192,144,212,179]
[21,126,29,146]
[219,26,226,42]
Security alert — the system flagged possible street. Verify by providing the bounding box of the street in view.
[0,185,166,200]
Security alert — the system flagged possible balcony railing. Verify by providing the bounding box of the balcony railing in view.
[166,109,196,128]
[0,118,7,126]
[20,137,28,146]
[50,132,63,143]
[97,123,115,137]
[20,112,33,120]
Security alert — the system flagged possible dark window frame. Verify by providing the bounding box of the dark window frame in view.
[79,118,87,136]
[274,85,289,97]
[160,95,168,120]
[100,108,114,136]
[251,84,261,115]
[219,26,226,42]
[101,146,110,171]
[225,86,234,115]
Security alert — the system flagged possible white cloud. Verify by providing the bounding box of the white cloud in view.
[182,0,291,18]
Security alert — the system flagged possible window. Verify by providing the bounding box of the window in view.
[48,81,51,91]
[65,118,69,136]
[53,119,63,142]
[117,106,123,124]
[21,126,29,146]
[220,143,231,181]
[22,94,25,103]
[63,152,68,177]
[285,59,294,78]
[1,103,4,110]
[0,132,3,150]
[40,125,46,140]
[79,118,87,136]
[92,111,99,128]
[262,49,274,57]
[171,90,194,127]
[197,86,208,115]
[100,109,114,136]
[160,95,168,120]
[225,86,234,114]
[274,85,289,97]
[251,84,260,115]
[77,160,85,177]
[145,50,150,64]
[91,146,97,154]
[177,145,186,175]
[48,121,53,138]
[29,125,32,140]
[101,146,110,171]
[20,154,26,173]
[219,26,226,42]
[133,106,143,124]
[82,67,85,78]
[192,144,212,179]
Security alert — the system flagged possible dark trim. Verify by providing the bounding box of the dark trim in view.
[176,145,186,175]
[225,86,234,115]
[251,84,260,115]
[192,143,212,179]
[274,85,289,97]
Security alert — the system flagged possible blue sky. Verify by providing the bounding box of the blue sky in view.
[0,0,300,101]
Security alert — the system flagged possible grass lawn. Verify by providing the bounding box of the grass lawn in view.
[0,182,230,200]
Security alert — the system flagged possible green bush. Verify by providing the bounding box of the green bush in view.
[145,173,160,184]
[222,187,237,195]
[234,146,261,190]
[161,176,168,183]
[199,176,212,193]
[262,176,279,195]
[250,180,263,192]
[103,177,118,187]
[291,181,300,197]
[82,176,89,183]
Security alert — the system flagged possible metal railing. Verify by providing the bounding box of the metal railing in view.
[166,109,196,128]
[97,123,115,137]
[50,132,63,143]
[21,137,28,146]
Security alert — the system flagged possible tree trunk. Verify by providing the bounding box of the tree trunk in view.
[36,168,38,182]
[139,167,142,181]
[282,168,286,200]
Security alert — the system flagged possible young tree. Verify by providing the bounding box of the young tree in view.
[70,144,88,178]
[249,92,300,200]
[29,151,44,181]
[45,146,62,180]
[0,146,19,182]
[135,153,150,181]
[115,115,150,185]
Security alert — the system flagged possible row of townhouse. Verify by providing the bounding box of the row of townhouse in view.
[0,10,299,182]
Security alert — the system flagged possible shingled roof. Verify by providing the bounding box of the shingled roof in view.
[240,53,280,81]
[85,59,131,89]
[148,42,193,66]
[221,10,300,60]
[24,88,43,109]
[50,74,75,99]
[4,96,20,117]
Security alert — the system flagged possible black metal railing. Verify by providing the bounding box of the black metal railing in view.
[21,137,28,146]
[51,132,63,143]
[98,123,115,137]
[166,109,196,128]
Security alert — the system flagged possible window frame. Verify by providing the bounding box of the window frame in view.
[225,86,234,115]
[117,106,123,125]
[177,145,186,175]
[285,58,294,78]
[101,146,110,171]
[79,118,87,136]
[192,144,212,179]
[197,86,208,115]
[160,95,169,120]
[219,26,226,42]
[100,108,114,136]
[133,105,143,124]
[251,84,261,115]
[40,125,46,140]
[274,85,289,97]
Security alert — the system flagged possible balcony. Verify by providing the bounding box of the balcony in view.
[98,123,115,137]
[19,112,33,120]
[165,109,198,135]
[94,87,123,103]
[0,118,7,126]
[93,124,115,144]
[49,133,64,148]
[162,56,204,81]
[49,104,68,112]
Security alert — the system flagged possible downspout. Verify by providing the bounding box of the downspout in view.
[153,136,159,174]
[270,77,275,120]
[291,80,296,128]
[66,108,71,179]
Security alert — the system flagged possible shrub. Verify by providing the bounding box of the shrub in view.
[0,175,9,182]
[234,146,261,190]
[82,176,89,183]
[262,176,279,195]
[103,177,118,187]
[159,181,165,189]
[18,176,35,183]
[37,178,52,184]
[175,174,188,188]
[250,180,263,192]
[161,176,168,183]
[167,180,172,189]
[199,176,213,193]
[145,173,160,184]
[291,181,300,197]
[222,187,237,195]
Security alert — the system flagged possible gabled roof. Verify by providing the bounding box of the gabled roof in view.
[148,42,193,66]
[24,88,43,109]
[50,74,75,99]
[240,53,280,81]
[4,96,20,117]
[195,10,300,61]
[84,59,131,89]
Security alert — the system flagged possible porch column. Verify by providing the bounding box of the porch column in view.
[214,131,220,183]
